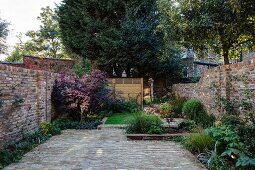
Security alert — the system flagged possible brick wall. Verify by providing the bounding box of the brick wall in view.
[172,57,255,116]
[23,56,74,74]
[0,64,59,146]
[2,56,75,74]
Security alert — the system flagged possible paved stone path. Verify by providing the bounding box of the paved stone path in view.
[5,129,206,170]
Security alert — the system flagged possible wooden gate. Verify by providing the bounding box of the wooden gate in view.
[107,78,143,106]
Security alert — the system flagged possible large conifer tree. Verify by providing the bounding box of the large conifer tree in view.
[57,0,165,77]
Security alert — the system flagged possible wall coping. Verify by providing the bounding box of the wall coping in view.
[0,63,60,76]
[202,56,255,75]
[23,55,74,62]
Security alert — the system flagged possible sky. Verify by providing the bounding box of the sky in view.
[0,0,63,60]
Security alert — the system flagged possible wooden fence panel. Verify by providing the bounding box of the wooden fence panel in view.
[107,78,143,106]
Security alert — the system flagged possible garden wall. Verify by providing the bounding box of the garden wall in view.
[22,56,74,74]
[0,64,59,146]
[2,56,74,74]
[172,57,255,116]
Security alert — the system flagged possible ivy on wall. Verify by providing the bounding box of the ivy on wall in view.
[209,71,255,123]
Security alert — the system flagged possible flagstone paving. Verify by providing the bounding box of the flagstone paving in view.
[4,129,206,170]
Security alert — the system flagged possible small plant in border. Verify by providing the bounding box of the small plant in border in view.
[182,132,214,153]
[159,102,172,117]
[126,113,164,134]
[182,99,215,128]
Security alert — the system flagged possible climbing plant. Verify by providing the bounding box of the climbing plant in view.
[210,72,255,123]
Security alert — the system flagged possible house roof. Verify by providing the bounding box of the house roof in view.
[193,60,219,66]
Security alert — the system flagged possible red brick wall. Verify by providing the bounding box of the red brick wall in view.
[23,56,74,74]
[0,63,24,68]
[172,57,255,116]
[0,64,60,146]
[1,56,75,74]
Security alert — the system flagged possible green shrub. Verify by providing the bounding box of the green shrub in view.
[126,114,164,134]
[0,131,51,169]
[144,98,152,105]
[236,155,255,169]
[208,153,230,170]
[179,120,197,131]
[159,102,172,117]
[221,115,244,126]
[53,119,80,129]
[183,132,214,153]
[166,136,185,142]
[39,122,61,136]
[205,124,255,169]
[245,112,255,125]
[0,150,22,169]
[73,58,91,77]
[171,96,187,116]
[220,116,255,158]
[182,99,204,119]
[201,114,216,128]
[123,101,140,112]
[146,97,173,105]
[101,100,140,114]
[238,125,255,157]
[205,125,242,155]
[182,99,215,128]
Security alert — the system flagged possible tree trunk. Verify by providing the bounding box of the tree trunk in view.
[126,65,131,77]
[223,47,230,65]
[113,64,121,77]
[218,28,230,65]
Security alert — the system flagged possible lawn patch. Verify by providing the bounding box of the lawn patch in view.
[105,112,141,124]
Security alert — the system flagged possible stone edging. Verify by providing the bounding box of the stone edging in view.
[126,133,189,140]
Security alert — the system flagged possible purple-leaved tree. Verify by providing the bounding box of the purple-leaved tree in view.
[52,70,109,120]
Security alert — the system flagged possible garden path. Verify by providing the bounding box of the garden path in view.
[4,129,206,170]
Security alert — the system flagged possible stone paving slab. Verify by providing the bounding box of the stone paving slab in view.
[97,124,128,130]
[4,129,206,170]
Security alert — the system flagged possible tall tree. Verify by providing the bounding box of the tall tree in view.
[0,17,9,54]
[5,33,39,62]
[96,0,164,77]
[5,33,25,62]
[7,6,68,61]
[58,0,126,62]
[26,6,68,58]
[58,0,168,77]
[158,0,255,65]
